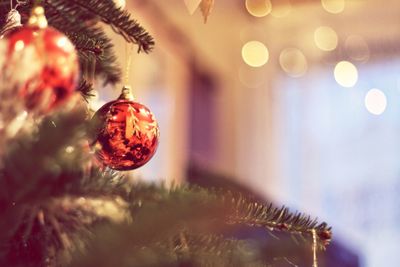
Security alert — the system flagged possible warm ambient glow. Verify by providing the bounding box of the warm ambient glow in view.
[242,41,269,67]
[279,48,308,77]
[365,89,387,115]
[321,0,344,14]
[238,66,266,88]
[334,61,358,87]
[114,0,126,9]
[113,0,126,9]
[271,0,291,18]
[345,35,370,62]
[245,0,272,17]
[314,26,338,51]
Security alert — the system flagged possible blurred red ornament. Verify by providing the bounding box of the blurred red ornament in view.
[0,7,79,113]
[92,86,159,171]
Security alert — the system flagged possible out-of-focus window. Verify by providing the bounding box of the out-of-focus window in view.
[276,59,400,266]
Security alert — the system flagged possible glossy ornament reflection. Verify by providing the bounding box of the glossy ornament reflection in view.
[92,86,159,171]
[1,7,79,113]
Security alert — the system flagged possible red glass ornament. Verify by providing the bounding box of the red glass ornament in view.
[92,87,159,170]
[0,7,79,113]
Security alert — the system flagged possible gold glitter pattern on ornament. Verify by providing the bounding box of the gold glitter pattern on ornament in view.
[93,99,159,170]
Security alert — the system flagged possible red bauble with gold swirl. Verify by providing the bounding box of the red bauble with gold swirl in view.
[92,86,159,171]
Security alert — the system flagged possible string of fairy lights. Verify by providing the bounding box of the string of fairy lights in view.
[242,0,388,116]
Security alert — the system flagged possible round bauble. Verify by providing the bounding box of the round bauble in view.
[91,87,159,171]
[0,7,79,114]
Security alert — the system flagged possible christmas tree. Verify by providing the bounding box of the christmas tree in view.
[0,1,332,266]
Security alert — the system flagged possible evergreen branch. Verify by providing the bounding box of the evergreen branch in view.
[122,184,331,247]
[0,181,332,267]
[66,32,104,58]
[0,111,130,205]
[61,169,129,200]
[76,79,95,101]
[0,103,89,205]
[125,185,332,249]
[172,233,265,266]
[69,185,233,267]
[69,184,331,267]
[1,195,130,267]
[43,2,121,84]
[225,191,332,248]
[49,0,154,53]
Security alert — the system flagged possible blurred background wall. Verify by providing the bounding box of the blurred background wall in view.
[96,0,400,266]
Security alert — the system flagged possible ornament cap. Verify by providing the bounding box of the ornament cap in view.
[28,6,48,28]
[118,85,135,100]
[0,9,22,38]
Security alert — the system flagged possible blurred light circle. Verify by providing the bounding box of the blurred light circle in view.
[241,41,269,67]
[321,0,344,14]
[279,48,308,77]
[334,61,358,87]
[271,0,291,18]
[245,0,272,17]
[238,66,266,88]
[365,89,387,115]
[345,35,370,62]
[314,26,338,51]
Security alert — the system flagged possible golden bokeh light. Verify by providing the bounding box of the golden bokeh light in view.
[314,26,338,51]
[245,0,272,17]
[365,89,387,115]
[279,48,308,77]
[334,61,358,87]
[321,0,345,14]
[241,41,269,67]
